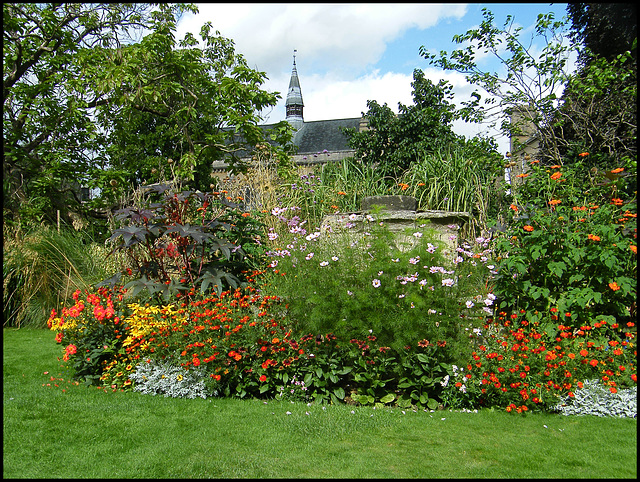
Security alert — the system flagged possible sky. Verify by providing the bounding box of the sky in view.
[175,3,574,155]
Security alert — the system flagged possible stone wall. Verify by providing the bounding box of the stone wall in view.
[321,195,470,258]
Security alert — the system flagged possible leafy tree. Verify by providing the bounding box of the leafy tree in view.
[566,3,637,64]
[421,8,577,165]
[3,3,160,229]
[546,45,637,175]
[3,3,294,234]
[342,69,459,178]
[544,4,637,175]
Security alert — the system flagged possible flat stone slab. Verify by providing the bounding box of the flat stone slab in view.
[321,209,471,256]
[361,195,416,212]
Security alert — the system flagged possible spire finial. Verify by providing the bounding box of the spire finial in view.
[293,49,297,66]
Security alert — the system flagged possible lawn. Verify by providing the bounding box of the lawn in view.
[3,328,637,479]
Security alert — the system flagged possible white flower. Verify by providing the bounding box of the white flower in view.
[331,256,339,261]
[413,231,423,238]
[440,375,450,387]
[372,279,381,288]
[267,232,279,240]
[319,261,329,267]
[465,300,475,309]
[442,278,454,287]
[305,252,314,260]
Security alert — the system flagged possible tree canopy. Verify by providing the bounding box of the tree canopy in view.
[3,3,293,234]
[342,69,461,178]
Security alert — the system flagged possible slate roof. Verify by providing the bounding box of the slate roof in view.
[291,117,361,154]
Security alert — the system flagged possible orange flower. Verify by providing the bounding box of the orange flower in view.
[630,245,637,254]
[510,204,519,212]
[579,349,588,357]
[578,152,589,157]
[608,281,620,291]
[530,160,540,164]
[241,212,251,217]
[610,198,624,206]
[550,165,562,169]
[516,173,529,178]
[610,167,624,174]
[337,191,347,195]
[587,234,601,242]
[523,225,534,232]
[589,359,599,367]
[548,199,562,206]
[550,172,562,180]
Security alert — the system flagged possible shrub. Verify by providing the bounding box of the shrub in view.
[552,379,637,418]
[99,183,266,302]
[262,206,495,357]
[439,310,637,412]
[493,157,637,328]
[48,286,128,385]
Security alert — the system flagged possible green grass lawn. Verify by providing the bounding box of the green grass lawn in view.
[3,328,637,479]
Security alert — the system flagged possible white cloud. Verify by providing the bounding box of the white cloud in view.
[177,4,468,75]
[177,3,510,153]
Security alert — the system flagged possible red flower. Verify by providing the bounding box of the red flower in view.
[259,375,267,382]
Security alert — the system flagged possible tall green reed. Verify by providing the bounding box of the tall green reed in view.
[3,227,122,328]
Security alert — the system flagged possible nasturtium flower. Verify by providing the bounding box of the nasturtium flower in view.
[550,172,562,180]
[523,225,534,232]
[608,281,621,291]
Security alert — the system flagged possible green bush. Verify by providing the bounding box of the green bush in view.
[492,156,636,327]
[262,206,495,356]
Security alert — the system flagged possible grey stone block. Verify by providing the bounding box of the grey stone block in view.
[361,195,416,212]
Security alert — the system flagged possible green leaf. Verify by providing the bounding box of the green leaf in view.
[416,353,430,364]
[380,393,396,404]
[333,387,345,400]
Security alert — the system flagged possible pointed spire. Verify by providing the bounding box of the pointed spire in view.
[286,49,304,130]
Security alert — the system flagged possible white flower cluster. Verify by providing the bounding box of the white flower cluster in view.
[129,360,212,399]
